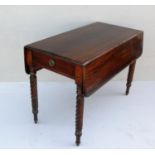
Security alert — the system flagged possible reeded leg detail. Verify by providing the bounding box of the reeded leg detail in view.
[75,84,84,146]
[126,61,136,95]
[30,70,38,123]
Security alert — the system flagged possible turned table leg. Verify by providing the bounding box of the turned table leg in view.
[126,61,136,95]
[75,84,84,146]
[30,69,38,123]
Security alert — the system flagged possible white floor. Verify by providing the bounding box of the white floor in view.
[0,81,154,148]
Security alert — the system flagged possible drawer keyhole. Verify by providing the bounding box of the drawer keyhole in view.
[49,59,55,67]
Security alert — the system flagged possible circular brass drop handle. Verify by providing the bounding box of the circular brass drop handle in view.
[48,59,55,67]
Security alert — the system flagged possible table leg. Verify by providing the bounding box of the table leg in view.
[75,84,84,146]
[126,61,136,95]
[30,69,38,123]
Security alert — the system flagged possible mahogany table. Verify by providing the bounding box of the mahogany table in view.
[24,22,143,146]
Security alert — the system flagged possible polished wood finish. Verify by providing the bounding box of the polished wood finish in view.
[83,38,141,96]
[33,51,76,79]
[25,22,142,65]
[24,22,143,145]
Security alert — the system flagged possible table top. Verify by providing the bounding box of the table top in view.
[25,22,142,65]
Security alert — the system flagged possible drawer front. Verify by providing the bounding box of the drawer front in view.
[32,51,75,79]
[83,40,139,96]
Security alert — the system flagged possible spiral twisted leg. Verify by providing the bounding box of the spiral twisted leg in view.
[126,61,136,95]
[30,70,38,123]
[75,84,84,146]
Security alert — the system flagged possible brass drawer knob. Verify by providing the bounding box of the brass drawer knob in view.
[48,59,55,67]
